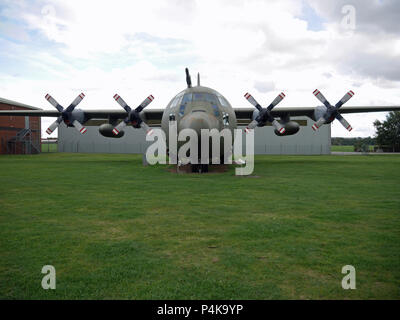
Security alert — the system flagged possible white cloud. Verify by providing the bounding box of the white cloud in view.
[0,0,399,137]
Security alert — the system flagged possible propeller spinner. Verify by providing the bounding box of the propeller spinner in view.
[45,93,87,135]
[244,92,286,134]
[312,89,355,132]
[112,94,155,136]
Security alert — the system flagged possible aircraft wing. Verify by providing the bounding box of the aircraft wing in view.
[0,108,165,121]
[325,105,400,114]
[234,105,400,122]
[75,109,165,121]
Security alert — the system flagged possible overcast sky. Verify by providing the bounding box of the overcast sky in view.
[0,0,399,137]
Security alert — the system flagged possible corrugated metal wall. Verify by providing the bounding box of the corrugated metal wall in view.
[58,117,330,155]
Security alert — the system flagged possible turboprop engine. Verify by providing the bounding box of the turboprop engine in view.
[99,123,124,138]
[251,109,300,136]
[273,121,300,136]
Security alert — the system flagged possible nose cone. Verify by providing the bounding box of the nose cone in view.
[179,111,219,136]
[177,111,229,163]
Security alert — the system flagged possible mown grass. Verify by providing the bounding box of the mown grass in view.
[41,143,58,153]
[331,145,355,152]
[331,145,375,152]
[0,153,399,299]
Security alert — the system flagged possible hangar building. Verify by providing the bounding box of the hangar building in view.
[0,97,41,155]
[58,116,330,155]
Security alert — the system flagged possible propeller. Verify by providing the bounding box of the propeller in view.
[112,94,154,136]
[243,92,286,134]
[45,93,87,135]
[312,89,354,131]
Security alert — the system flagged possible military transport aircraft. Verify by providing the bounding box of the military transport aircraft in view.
[1,68,399,171]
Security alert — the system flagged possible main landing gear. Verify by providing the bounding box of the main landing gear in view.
[191,164,209,173]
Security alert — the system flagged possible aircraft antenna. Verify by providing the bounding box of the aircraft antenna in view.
[185,68,192,88]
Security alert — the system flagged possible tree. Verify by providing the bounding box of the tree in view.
[374,111,400,152]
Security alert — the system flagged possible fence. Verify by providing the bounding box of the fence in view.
[41,139,58,153]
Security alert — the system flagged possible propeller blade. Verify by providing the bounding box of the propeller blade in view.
[135,95,154,113]
[72,120,87,134]
[112,121,127,136]
[313,89,331,108]
[46,116,62,135]
[140,122,154,136]
[272,119,286,134]
[244,93,262,111]
[113,94,131,112]
[244,92,287,132]
[335,90,355,109]
[312,117,327,131]
[66,93,85,113]
[267,92,286,111]
[312,90,355,132]
[244,120,258,133]
[45,94,63,112]
[336,113,353,132]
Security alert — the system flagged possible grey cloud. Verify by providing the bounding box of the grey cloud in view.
[352,81,363,87]
[245,1,400,84]
[308,0,400,35]
[339,52,400,82]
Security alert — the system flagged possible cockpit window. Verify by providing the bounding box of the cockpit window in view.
[175,92,223,117]
[170,94,183,108]
[193,93,205,101]
[181,93,192,105]
[179,104,185,116]
[217,95,229,107]
[178,93,191,116]
[205,93,219,105]
[192,93,219,105]
[212,105,220,117]
[173,92,226,106]
[191,93,220,117]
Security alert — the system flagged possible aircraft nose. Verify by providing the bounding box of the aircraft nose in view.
[179,111,219,136]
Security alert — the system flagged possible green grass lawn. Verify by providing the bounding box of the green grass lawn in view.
[331,145,355,152]
[0,153,399,299]
[41,143,58,153]
[331,145,375,152]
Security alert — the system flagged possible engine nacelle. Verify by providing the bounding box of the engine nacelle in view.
[99,123,124,138]
[253,109,300,136]
[274,121,300,136]
[252,109,261,124]
[313,105,332,122]
[252,109,268,127]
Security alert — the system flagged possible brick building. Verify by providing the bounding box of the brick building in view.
[0,97,41,154]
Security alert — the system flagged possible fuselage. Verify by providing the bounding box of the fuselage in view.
[160,85,237,160]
